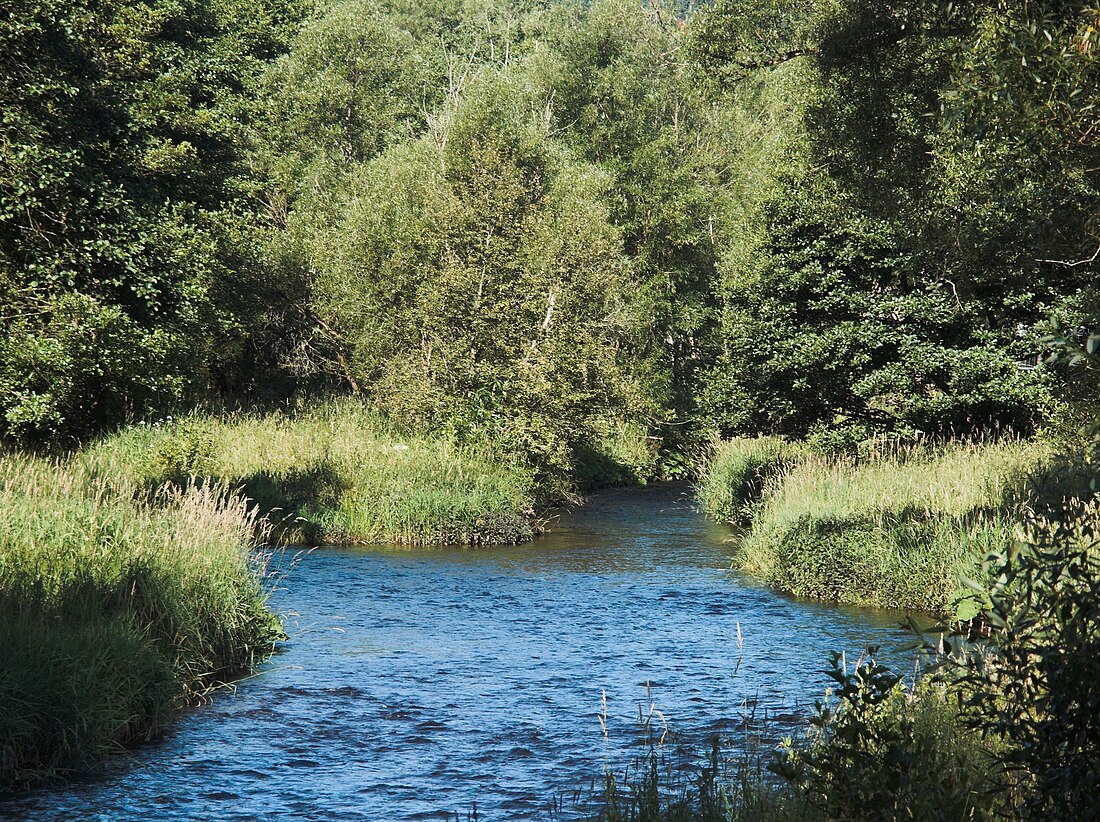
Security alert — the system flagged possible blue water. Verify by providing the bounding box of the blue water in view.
[1,484,911,820]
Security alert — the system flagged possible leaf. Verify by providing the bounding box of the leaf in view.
[955,597,982,622]
[960,576,988,593]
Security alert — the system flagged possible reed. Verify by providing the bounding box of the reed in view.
[0,453,282,789]
[80,399,537,546]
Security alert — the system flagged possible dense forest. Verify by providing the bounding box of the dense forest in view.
[4,0,1098,480]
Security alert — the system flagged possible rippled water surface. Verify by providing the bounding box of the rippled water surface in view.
[2,484,911,821]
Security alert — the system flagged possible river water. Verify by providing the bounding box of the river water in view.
[2,484,911,821]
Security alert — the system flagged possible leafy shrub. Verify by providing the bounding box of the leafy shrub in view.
[773,653,1003,821]
[142,418,217,485]
[948,491,1100,817]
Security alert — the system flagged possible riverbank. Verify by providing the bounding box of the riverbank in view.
[599,454,1100,821]
[80,401,540,546]
[0,399,661,789]
[0,454,283,790]
[698,437,1052,613]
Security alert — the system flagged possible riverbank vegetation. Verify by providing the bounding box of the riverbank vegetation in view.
[4,0,1097,465]
[600,440,1100,819]
[0,454,282,788]
[699,438,1054,613]
[82,401,539,545]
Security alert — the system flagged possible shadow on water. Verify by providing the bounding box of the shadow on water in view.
[1,483,913,821]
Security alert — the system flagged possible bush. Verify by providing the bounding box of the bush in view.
[947,488,1100,817]
[773,653,1004,821]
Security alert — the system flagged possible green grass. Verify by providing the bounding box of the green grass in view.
[0,454,282,789]
[696,436,806,525]
[727,440,1052,612]
[1,400,535,788]
[81,399,538,546]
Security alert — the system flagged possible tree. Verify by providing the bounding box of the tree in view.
[301,69,652,482]
[0,0,302,441]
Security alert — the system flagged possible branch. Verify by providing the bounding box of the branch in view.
[298,306,362,396]
[1038,242,1100,268]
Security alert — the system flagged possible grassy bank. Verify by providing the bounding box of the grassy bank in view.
[699,439,1052,613]
[696,437,806,525]
[0,400,551,789]
[0,454,282,789]
[81,401,539,546]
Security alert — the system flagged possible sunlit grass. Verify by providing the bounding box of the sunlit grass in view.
[0,453,282,788]
[81,399,537,545]
[732,440,1053,612]
[696,436,806,524]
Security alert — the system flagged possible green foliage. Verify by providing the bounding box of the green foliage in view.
[592,658,1004,822]
[257,0,444,204]
[294,59,658,487]
[697,0,1098,444]
[143,416,217,483]
[772,656,1003,821]
[0,0,304,442]
[956,507,1100,817]
[537,0,727,419]
[703,176,1060,443]
[4,0,1099,474]
[941,333,1100,817]
[0,293,191,442]
[689,0,815,84]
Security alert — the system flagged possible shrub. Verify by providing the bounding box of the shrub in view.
[773,653,1004,821]
[948,488,1100,817]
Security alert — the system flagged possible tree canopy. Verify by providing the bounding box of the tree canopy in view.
[2,0,1097,472]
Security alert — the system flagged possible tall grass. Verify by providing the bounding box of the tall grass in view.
[0,454,282,789]
[735,440,1052,612]
[696,437,806,525]
[593,673,1008,822]
[81,399,537,545]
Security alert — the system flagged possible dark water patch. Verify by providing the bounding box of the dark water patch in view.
[0,483,910,821]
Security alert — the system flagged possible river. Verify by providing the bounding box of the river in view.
[1,483,911,820]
